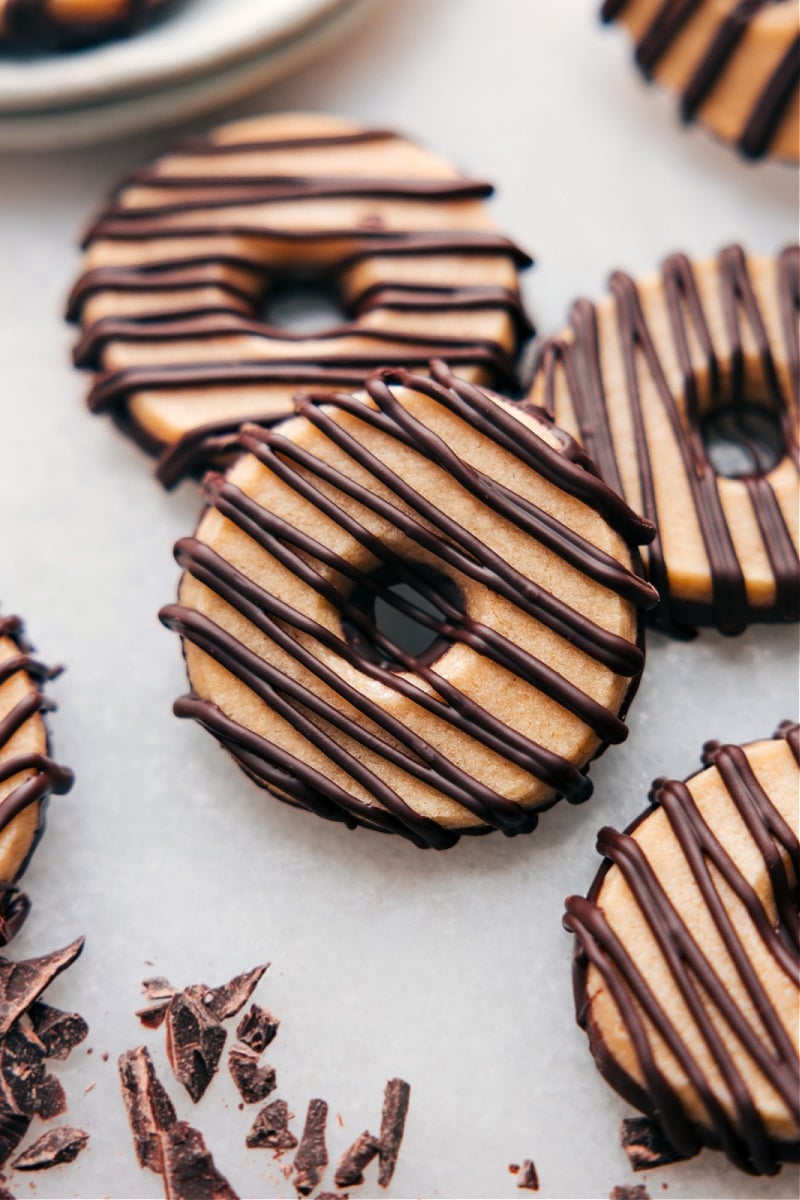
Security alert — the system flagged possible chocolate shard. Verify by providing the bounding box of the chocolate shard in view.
[142,977,176,1003]
[0,939,84,1037]
[118,1045,177,1173]
[137,1000,172,1030]
[11,1125,89,1170]
[517,1158,539,1191]
[228,1046,276,1105]
[334,1130,380,1188]
[245,1098,297,1151]
[30,1071,67,1120]
[161,1120,239,1200]
[610,1187,651,1200]
[235,1005,279,1053]
[0,1022,55,1119]
[377,1078,410,1187]
[0,886,30,949]
[201,964,269,1022]
[0,1091,29,1167]
[0,1185,15,1199]
[165,991,227,1103]
[620,1116,688,1172]
[28,1002,89,1060]
[316,1194,348,1200]
[292,1098,328,1196]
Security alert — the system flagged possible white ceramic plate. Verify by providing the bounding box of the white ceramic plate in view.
[0,0,368,150]
[0,0,352,113]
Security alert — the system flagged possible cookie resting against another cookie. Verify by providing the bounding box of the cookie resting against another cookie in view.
[529,244,800,636]
[0,615,73,942]
[68,111,532,488]
[160,363,658,849]
[0,0,170,48]
[601,0,800,161]
[565,722,800,1177]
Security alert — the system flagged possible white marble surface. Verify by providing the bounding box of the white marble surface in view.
[0,2,798,1198]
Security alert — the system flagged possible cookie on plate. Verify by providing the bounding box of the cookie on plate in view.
[565,722,800,1176]
[68,112,532,487]
[160,363,658,849]
[529,244,799,635]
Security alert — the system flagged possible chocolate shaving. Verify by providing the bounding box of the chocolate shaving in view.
[334,1130,380,1187]
[0,1093,29,1167]
[28,1002,88,1060]
[11,1125,88,1170]
[227,1047,276,1105]
[118,1045,176,1173]
[0,939,84,1037]
[292,1098,328,1195]
[620,1116,688,1172]
[202,964,268,1022]
[245,1098,297,1151]
[516,1158,539,1191]
[161,1120,239,1200]
[610,1187,651,1200]
[1,1021,65,1120]
[236,1005,279,1053]
[137,1000,172,1030]
[165,991,227,1103]
[378,1077,410,1187]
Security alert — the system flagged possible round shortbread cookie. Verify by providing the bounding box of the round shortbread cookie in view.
[68,112,532,488]
[0,0,169,48]
[0,615,73,942]
[528,244,800,636]
[601,0,800,161]
[565,722,800,1176]
[160,363,658,849]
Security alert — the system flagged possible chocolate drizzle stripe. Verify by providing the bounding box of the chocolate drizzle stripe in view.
[162,366,653,844]
[603,0,798,159]
[535,245,800,634]
[566,724,800,1175]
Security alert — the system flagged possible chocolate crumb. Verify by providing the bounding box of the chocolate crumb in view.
[202,964,268,1022]
[235,1005,279,1054]
[317,1194,348,1200]
[165,991,227,1104]
[245,1099,297,1152]
[610,1187,651,1200]
[292,1098,328,1195]
[620,1117,688,1172]
[28,1003,88,1060]
[161,1120,239,1200]
[378,1078,410,1188]
[11,1126,88,1171]
[101,1052,108,1062]
[517,1158,539,1191]
[0,940,84,1038]
[334,1130,380,1188]
[227,1047,276,1105]
[118,1046,176,1173]
[509,1163,519,1174]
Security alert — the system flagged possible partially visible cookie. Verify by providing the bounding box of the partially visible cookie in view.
[565,722,800,1176]
[0,615,73,941]
[601,0,800,161]
[529,244,800,636]
[68,111,532,487]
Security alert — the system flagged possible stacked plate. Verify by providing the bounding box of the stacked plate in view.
[0,0,368,151]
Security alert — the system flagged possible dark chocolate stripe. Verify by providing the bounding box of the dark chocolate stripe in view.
[739,31,800,157]
[681,1,769,121]
[566,723,800,1175]
[161,366,652,846]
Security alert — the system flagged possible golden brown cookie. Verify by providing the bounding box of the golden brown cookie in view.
[601,0,800,160]
[0,614,73,942]
[528,244,800,636]
[68,112,532,488]
[0,0,169,48]
[160,363,658,849]
[565,721,800,1176]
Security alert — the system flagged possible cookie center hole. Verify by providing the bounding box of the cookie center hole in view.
[261,281,346,335]
[342,566,463,672]
[700,403,785,479]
